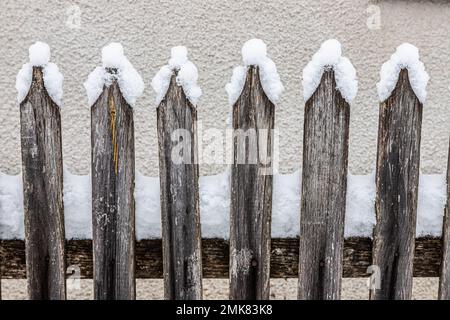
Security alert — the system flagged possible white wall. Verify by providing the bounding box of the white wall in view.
[0,0,449,176]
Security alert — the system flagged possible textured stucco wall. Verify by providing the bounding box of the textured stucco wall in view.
[0,0,449,176]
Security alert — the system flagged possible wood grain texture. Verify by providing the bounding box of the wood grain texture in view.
[91,73,136,300]
[439,140,450,299]
[298,69,350,300]
[229,66,275,300]
[0,243,2,299]
[19,67,66,300]
[371,69,423,300]
[1,238,443,279]
[157,74,202,300]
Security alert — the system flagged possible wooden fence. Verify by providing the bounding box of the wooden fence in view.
[0,59,449,301]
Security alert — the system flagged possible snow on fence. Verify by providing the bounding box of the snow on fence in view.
[0,40,449,301]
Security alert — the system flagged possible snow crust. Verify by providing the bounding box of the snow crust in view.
[84,43,144,107]
[344,173,377,237]
[377,43,429,103]
[225,39,284,106]
[0,170,445,240]
[16,42,64,107]
[151,46,202,106]
[302,39,357,104]
[135,173,161,239]
[417,174,447,236]
[0,172,23,239]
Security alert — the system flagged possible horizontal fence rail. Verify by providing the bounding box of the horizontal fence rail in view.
[0,237,443,279]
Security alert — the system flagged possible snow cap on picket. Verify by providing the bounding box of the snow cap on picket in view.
[84,42,144,107]
[101,42,125,69]
[151,46,202,106]
[302,39,357,104]
[377,43,429,103]
[16,41,64,107]
[29,41,51,66]
[226,38,284,106]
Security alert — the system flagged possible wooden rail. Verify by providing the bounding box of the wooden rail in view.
[1,237,442,279]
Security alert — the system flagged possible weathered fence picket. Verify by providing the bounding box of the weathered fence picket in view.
[19,66,66,300]
[439,140,450,299]
[229,65,275,300]
[0,245,2,299]
[157,74,203,300]
[91,69,136,300]
[297,69,350,300]
[371,69,423,300]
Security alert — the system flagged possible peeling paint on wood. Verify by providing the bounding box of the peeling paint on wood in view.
[19,67,66,300]
[157,74,202,300]
[229,66,274,300]
[91,73,135,300]
[298,69,350,300]
[371,69,422,300]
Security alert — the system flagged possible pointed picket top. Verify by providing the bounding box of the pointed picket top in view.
[226,38,284,107]
[16,41,64,107]
[302,39,357,105]
[84,42,144,107]
[377,43,429,104]
[151,46,202,107]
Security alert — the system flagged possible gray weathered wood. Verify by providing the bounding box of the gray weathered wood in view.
[0,240,2,299]
[298,69,350,300]
[229,66,275,300]
[371,69,423,300]
[19,67,66,300]
[91,70,135,300]
[1,237,443,279]
[157,74,202,300]
[439,140,450,299]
